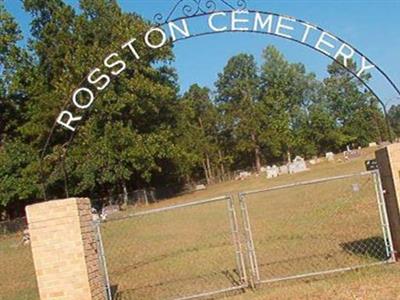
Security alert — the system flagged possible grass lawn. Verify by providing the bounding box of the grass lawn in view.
[1,146,399,300]
[0,232,38,300]
[101,146,400,299]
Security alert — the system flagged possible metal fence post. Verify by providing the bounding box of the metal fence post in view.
[93,220,112,300]
[372,170,396,262]
[238,193,260,287]
[226,196,248,286]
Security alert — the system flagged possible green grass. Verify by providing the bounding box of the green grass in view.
[0,233,38,300]
[1,146,400,300]
[101,146,400,299]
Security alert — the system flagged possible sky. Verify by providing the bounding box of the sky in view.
[4,0,400,107]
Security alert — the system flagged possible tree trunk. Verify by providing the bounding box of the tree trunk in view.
[206,153,214,184]
[251,132,261,173]
[202,159,210,184]
[185,174,191,185]
[122,180,128,206]
[218,150,225,180]
[61,156,69,198]
[287,151,292,164]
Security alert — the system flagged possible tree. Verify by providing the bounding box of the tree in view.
[0,2,42,217]
[323,58,388,146]
[176,84,219,184]
[215,53,263,172]
[0,0,181,213]
[0,0,28,138]
[259,46,318,161]
[388,104,400,138]
[60,0,180,201]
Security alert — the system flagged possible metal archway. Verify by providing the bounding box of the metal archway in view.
[40,0,400,199]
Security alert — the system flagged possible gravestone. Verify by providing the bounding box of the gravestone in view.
[326,152,334,161]
[288,156,308,174]
[344,149,361,160]
[195,184,206,191]
[279,165,289,175]
[266,165,279,178]
[236,171,251,180]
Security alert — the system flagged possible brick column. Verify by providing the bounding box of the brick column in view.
[375,143,400,261]
[26,198,105,300]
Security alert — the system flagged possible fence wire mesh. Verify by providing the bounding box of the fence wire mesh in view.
[0,218,39,300]
[239,171,394,287]
[99,196,247,300]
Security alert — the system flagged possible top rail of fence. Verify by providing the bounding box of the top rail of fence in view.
[240,170,378,196]
[103,195,231,222]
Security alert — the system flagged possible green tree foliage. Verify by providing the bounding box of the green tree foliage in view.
[0,1,41,213]
[323,58,389,146]
[215,53,263,171]
[0,0,180,214]
[0,139,41,210]
[0,1,392,217]
[259,46,318,161]
[388,104,400,138]
[176,84,220,184]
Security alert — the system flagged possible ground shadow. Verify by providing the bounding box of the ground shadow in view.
[116,285,245,300]
[340,236,388,261]
[112,267,244,300]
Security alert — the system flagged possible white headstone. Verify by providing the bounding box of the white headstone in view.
[266,165,279,179]
[326,152,334,161]
[195,184,206,191]
[288,156,308,174]
[279,165,289,175]
[236,171,251,180]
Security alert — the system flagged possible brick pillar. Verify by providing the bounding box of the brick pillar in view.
[26,198,105,300]
[375,143,400,261]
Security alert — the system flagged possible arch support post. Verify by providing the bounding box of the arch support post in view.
[26,198,105,300]
[376,143,400,261]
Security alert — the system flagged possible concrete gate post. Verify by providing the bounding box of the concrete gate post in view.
[375,143,400,261]
[26,198,105,300]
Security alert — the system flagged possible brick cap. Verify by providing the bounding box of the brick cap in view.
[25,198,91,223]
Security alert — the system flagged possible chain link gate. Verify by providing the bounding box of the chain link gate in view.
[93,171,396,299]
[239,170,395,287]
[95,195,247,300]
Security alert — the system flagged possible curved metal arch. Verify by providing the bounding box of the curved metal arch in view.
[172,29,391,121]
[162,9,400,98]
[153,0,247,23]
[40,8,399,200]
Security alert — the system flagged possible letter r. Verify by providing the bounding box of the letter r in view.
[56,111,82,131]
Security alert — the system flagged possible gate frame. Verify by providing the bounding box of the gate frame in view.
[94,220,113,300]
[238,170,396,287]
[95,195,248,300]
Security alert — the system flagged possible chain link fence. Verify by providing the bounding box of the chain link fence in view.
[239,170,395,287]
[0,170,395,300]
[98,196,247,300]
[0,218,39,300]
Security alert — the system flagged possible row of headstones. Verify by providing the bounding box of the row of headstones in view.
[264,146,366,179]
[263,156,309,179]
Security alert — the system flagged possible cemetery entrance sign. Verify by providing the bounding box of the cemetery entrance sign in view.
[42,0,400,198]
[55,1,400,137]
